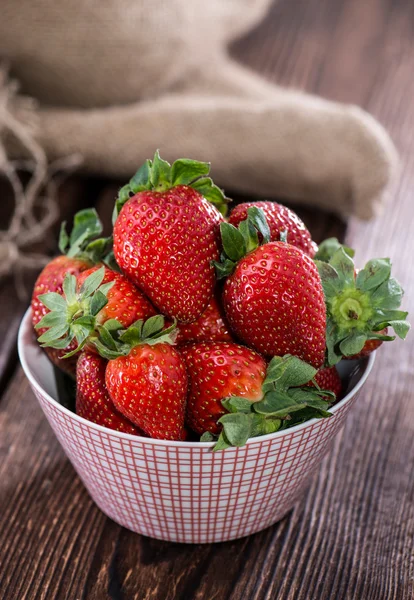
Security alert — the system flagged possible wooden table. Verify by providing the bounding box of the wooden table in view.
[1,0,414,598]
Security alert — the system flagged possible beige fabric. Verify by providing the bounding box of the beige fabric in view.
[1,0,398,223]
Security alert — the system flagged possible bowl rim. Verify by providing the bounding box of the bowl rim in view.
[18,307,376,448]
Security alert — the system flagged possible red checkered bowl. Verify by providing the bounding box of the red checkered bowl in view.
[18,308,375,544]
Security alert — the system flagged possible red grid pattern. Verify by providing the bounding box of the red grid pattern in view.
[32,387,360,544]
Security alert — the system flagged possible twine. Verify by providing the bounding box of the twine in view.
[0,65,82,299]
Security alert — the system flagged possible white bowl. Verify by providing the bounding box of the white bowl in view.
[18,308,375,543]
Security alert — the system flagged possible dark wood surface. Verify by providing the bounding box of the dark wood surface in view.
[1,0,414,598]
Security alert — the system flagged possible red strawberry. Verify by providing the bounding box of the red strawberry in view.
[175,295,233,345]
[31,208,110,376]
[32,256,91,376]
[76,352,143,435]
[213,209,326,368]
[223,242,326,367]
[104,317,188,440]
[113,152,227,323]
[35,265,155,359]
[179,342,266,435]
[229,201,317,257]
[312,366,342,399]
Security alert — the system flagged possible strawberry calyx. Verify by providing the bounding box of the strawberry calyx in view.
[90,315,178,360]
[212,206,271,279]
[59,208,115,268]
[201,354,335,451]
[35,266,116,355]
[113,150,229,221]
[314,246,410,365]
[314,237,355,263]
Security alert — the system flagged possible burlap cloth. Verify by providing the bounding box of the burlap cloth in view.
[0,0,398,289]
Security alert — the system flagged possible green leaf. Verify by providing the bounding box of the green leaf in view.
[370,277,404,310]
[42,333,74,350]
[372,309,408,324]
[97,324,119,351]
[73,326,92,347]
[254,391,306,417]
[212,431,232,452]
[222,396,255,414]
[389,320,410,340]
[113,160,152,224]
[62,273,77,305]
[262,355,290,388]
[281,407,332,428]
[103,319,123,331]
[212,258,236,280]
[38,322,71,344]
[314,260,342,299]
[142,315,165,339]
[220,222,247,262]
[218,413,252,447]
[90,290,108,316]
[276,355,317,388]
[119,323,144,346]
[58,221,69,254]
[35,310,66,330]
[97,281,115,298]
[190,177,228,216]
[326,317,342,366]
[91,338,123,360]
[288,388,333,409]
[79,266,106,298]
[250,414,282,437]
[152,318,177,341]
[238,218,259,254]
[329,248,355,287]
[129,159,152,193]
[151,150,172,189]
[72,315,96,330]
[84,237,113,265]
[367,331,395,341]
[37,292,67,312]
[339,332,367,356]
[313,238,355,262]
[200,431,215,442]
[67,208,103,258]
[246,207,271,244]
[356,258,391,292]
[171,158,210,186]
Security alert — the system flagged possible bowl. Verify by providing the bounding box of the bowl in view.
[18,308,375,544]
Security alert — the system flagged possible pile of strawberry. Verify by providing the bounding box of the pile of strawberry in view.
[31,152,410,450]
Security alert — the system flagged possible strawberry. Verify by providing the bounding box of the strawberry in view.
[98,316,188,440]
[35,265,155,358]
[214,208,326,368]
[228,201,317,257]
[76,352,143,435]
[175,294,233,345]
[179,342,267,435]
[112,151,227,323]
[31,208,110,376]
[312,366,342,399]
[182,350,335,450]
[314,244,410,364]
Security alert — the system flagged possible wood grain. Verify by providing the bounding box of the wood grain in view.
[1,0,414,598]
